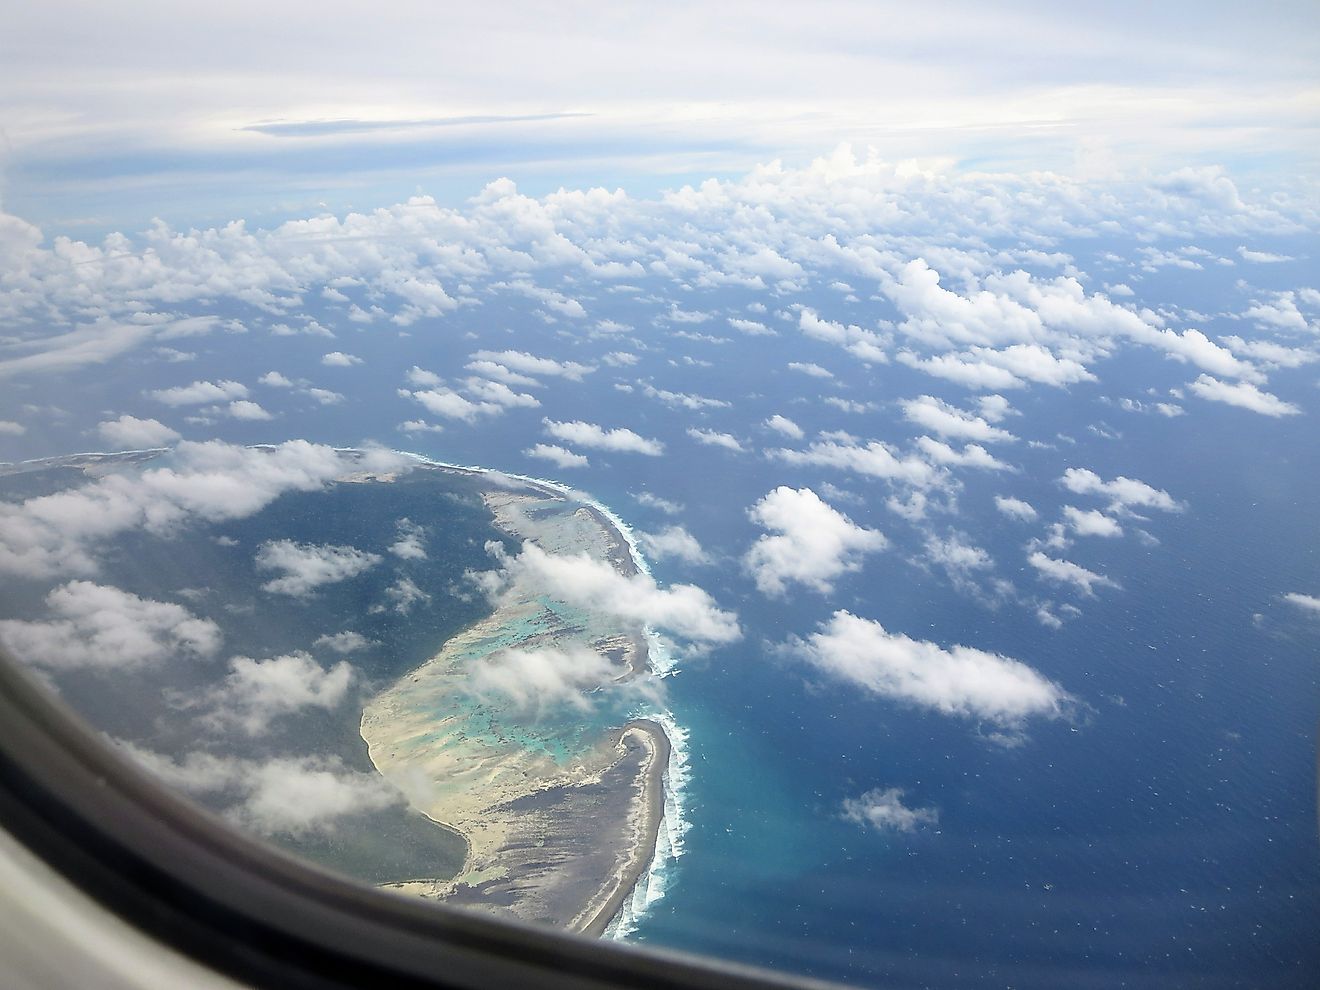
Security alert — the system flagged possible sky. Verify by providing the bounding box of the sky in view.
[2,2,1317,233]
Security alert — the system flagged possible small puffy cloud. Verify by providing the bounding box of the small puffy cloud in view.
[321,351,362,367]
[745,487,887,596]
[898,350,1026,390]
[798,309,888,362]
[149,379,248,406]
[0,581,221,671]
[1188,375,1301,417]
[463,359,544,385]
[995,495,1038,521]
[1282,592,1320,614]
[97,415,180,449]
[788,610,1072,727]
[463,378,540,408]
[303,387,344,406]
[977,395,1014,422]
[525,443,589,469]
[787,361,833,378]
[542,418,664,455]
[687,427,744,452]
[1028,551,1119,596]
[641,383,729,410]
[1237,246,1293,264]
[259,371,293,387]
[404,366,444,387]
[1221,336,1318,370]
[406,388,502,422]
[842,787,939,834]
[902,344,1096,390]
[639,526,710,565]
[388,518,427,560]
[1060,468,1181,513]
[635,492,683,515]
[765,415,804,439]
[1243,293,1310,332]
[1062,506,1124,538]
[199,652,354,735]
[470,349,594,381]
[488,542,740,649]
[255,540,382,597]
[902,395,1015,443]
[1148,328,1261,381]
[914,437,1013,471]
[923,533,995,594]
[824,397,875,414]
[382,575,430,614]
[0,420,26,436]
[728,317,773,336]
[227,399,273,421]
[770,438,939,488]
[313,630,373,653]
[469,644,654,714]
[124,748,402,838]
[398,419,445,433]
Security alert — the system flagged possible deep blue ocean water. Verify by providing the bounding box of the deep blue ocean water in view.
[613,357,1320,988]
[295,277,1320,987]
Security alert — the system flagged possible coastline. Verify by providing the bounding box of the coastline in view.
[574,719,671,936]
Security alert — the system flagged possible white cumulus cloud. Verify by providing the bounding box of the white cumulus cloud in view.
[1188,375,1301,417]
[198,652,354,735]
[524,443,589,469]
[789,610,1073,727]
[255,540,383,597]
[97,415,181,449]
[1027,551,1119,596]
[0,581,221,671]
[842,787,939,833]
[542,418,664,455]
[745,487,887,596]
[487,542,740,649]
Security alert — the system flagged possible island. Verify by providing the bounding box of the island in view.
[361,468,681,935]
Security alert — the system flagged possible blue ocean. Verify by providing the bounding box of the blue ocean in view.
[610,365,1320,988]
[1,215,1317,989]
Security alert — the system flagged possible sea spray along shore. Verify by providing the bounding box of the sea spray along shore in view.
[363,454,689,935]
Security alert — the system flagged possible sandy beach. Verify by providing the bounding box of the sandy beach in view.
[574,719,670,936]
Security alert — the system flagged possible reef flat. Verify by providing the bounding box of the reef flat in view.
[361,473,672,933]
